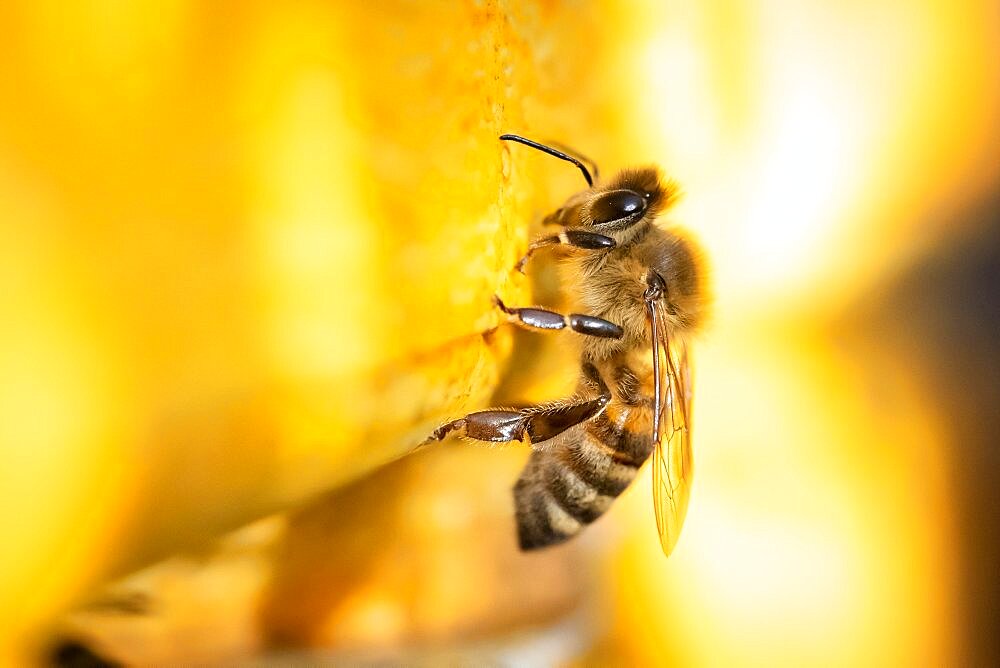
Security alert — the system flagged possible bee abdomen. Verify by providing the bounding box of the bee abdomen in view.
[513,416,649,550]
[513,467,585,550]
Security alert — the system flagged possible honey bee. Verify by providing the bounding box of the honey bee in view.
[425,134,708,556]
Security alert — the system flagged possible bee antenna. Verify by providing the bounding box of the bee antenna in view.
[499,134,595,187]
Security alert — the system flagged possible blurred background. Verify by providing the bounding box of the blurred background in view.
[1,1,997,665]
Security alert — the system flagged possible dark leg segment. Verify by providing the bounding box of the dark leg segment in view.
[422,392,610,449]
[568,314,623,339]
[515,228,615,272]
[495,296,623,339]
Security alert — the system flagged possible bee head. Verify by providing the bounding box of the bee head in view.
[585,167,680,235]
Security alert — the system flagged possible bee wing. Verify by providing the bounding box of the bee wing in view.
[650,301,694,557]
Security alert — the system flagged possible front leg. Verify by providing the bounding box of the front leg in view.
[495,296,623,339]
[515,228,615,273]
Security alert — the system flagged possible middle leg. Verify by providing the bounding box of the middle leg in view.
[495,296,623,340]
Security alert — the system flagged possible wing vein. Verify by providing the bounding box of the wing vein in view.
[650,300,694,557]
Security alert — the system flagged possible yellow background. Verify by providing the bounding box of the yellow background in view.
[1,1,997,665]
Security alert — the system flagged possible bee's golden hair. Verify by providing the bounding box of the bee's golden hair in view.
[559,167,709,360]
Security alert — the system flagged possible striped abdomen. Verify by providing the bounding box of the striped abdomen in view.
[513,406,655,550]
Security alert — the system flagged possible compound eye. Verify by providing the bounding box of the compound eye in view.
[591,189,647,226]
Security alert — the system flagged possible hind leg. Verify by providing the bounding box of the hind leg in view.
[422,395,607,449]
[423,363,610,449]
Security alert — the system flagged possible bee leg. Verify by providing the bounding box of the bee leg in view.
[494,296,623,339]
[541,207,569,226]
[422,392,610,449]
[515,229,615,273]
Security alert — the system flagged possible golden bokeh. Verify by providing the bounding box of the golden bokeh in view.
[0,1,997,665]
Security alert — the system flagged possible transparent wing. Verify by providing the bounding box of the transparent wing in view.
[651,302,694,557]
